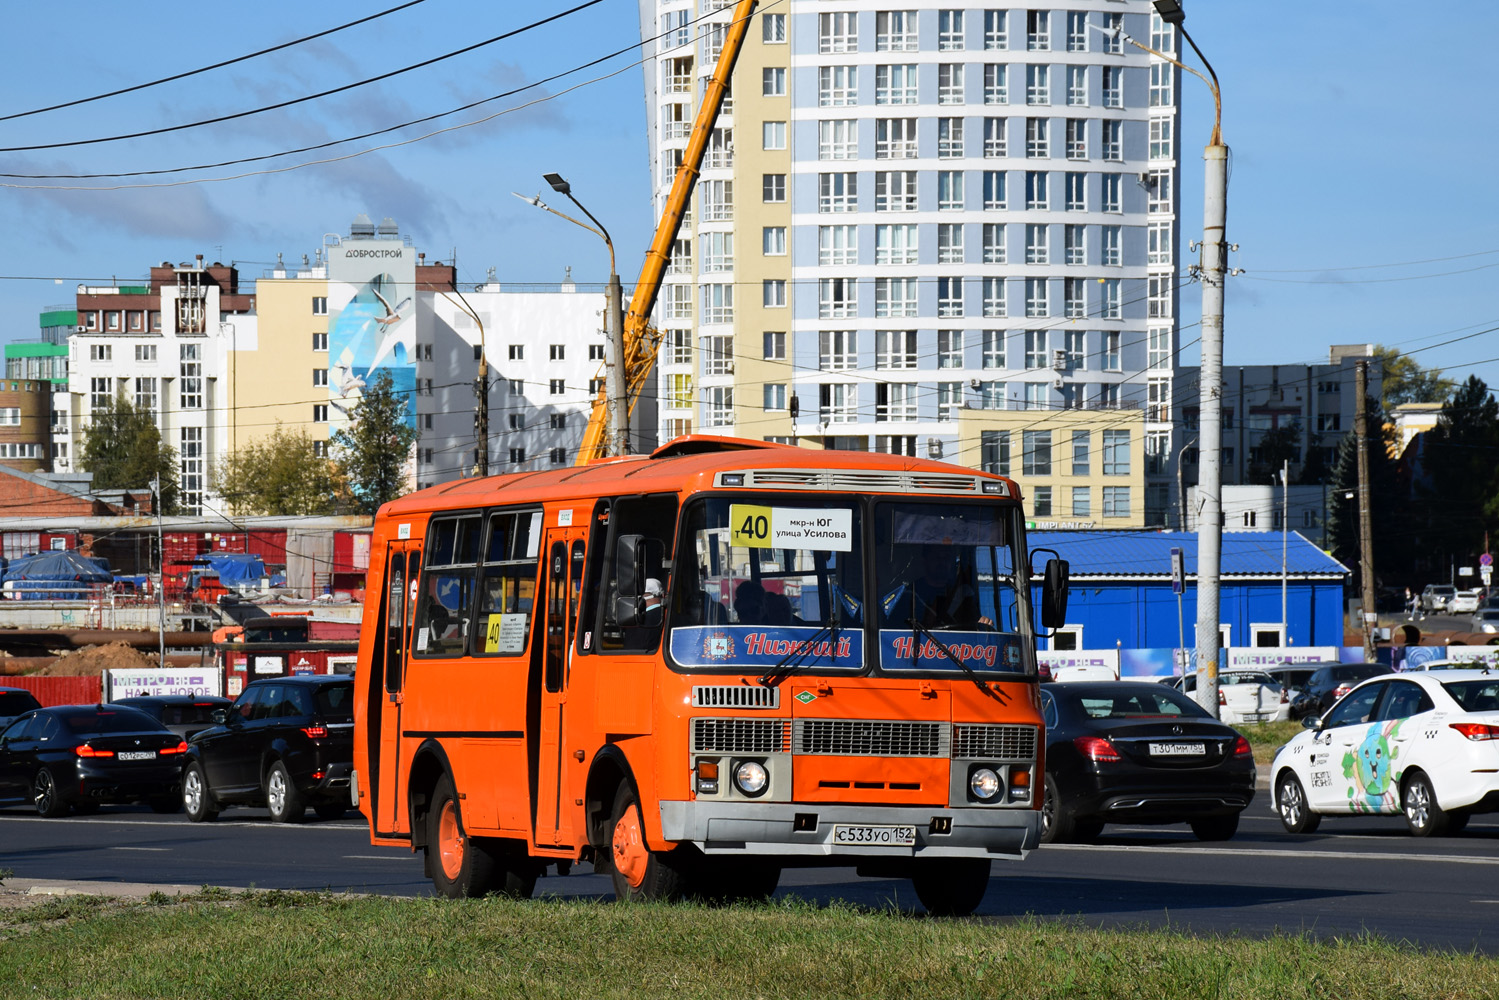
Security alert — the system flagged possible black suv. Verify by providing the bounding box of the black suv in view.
[1302,663,1387,719]
[182,676,354,823]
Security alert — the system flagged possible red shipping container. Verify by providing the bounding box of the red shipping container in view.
[4,675,102,707]
[247,530,288,565]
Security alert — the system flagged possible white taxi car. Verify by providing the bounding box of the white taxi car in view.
[1164,670,1290,725]
[1270,669,1499,837]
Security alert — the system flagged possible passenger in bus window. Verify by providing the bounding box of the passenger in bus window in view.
[763,590,793,626]
[642,578,664,627]
[911,548,993,630]
[734,580,767,625]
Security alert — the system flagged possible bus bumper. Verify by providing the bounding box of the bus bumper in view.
[658,801,1039,859]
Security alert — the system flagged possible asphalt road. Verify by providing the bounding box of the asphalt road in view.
[5,802,1499,953]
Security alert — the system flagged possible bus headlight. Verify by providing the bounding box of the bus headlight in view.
[733,760,769,797]
[969,767,1002,802]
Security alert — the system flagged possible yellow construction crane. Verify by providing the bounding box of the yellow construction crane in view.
[575,0,759,464]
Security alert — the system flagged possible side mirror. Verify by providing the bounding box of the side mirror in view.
[211,709,228,725]
[616,534,665,604]
[1301,714,1321,731]
[1040,557,1070,630]
[615,595,646,628]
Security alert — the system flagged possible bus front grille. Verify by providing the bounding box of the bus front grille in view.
[691,718,790,754]
[793,719,949,758]
[691,685,780,710]
[952,724,1038,760]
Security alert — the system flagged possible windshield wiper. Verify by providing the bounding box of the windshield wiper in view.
[906,617,993,697]
[758,613,842,688]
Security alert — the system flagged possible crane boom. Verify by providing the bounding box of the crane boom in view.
[576,0,759,464]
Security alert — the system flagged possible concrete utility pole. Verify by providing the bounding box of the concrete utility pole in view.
[1356,360,1377,661]
[151,474,165,667]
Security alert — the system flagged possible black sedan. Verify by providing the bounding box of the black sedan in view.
[0,705,187,816]
[112,695,233,740]
[1038,682,1257,843]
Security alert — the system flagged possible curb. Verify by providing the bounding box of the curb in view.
[1256,764,1270,792]
[2,879,244,901]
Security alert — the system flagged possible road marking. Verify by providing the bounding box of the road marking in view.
[1045,843,1499,865]
[344,855,410,861]
[109,846,168,852]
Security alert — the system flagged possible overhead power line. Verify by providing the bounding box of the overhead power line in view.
[0,0,608,154]
[0,1,428,124]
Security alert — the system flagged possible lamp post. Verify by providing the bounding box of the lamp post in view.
[514,174,627,457]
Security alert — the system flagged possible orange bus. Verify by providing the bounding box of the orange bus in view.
[351,436,1069,915]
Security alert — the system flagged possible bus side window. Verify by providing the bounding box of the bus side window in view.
[474,509,542,657]
[415,516,481,657]
[592,494,679,653]
[384,552,406,695]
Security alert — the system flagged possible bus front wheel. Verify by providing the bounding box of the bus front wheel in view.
[608,783,689,902]
[427,773,536,899]
[911,858,992,917]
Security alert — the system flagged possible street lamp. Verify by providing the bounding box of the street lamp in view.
[526,173,628,457]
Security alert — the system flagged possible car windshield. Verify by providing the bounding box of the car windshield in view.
[1441,679,1499,712]
[1221,672,1276,687]
[1072,689,1208,719]
[63,709,165,735]
[315,684,354,722]
[0,692,40,714]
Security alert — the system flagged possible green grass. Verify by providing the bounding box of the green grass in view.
[1235,720,1305,764]
[1,892,1496,999]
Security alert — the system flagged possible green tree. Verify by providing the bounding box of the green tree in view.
[1373,345,1456,407]
[1420,375,1499,566]
[1247,421,1302,485]
[333,371,419,514]
[213,424,351,516]
[1327,396,1407,590]
[80,394,179,513]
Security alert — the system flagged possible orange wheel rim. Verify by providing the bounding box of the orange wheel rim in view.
[438,800,464,881]
[612,805,648,889]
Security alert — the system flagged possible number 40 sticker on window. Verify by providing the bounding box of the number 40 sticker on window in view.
[729,504,853,551]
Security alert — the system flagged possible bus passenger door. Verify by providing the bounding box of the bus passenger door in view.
[377,543,421,838]
[535,526,587,848]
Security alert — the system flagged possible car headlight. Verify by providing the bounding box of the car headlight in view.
[733,760,768,797]
[969,766,1002,801]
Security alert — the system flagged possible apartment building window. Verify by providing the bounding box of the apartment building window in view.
[1061,330,1084,370]
[763,173,786,202]
[1150,118,1174,160]
[1027,9,1051,49]
[1026,65,1049,105]
[818,120,857,160]
[1148,222,1172,265]
[938,117,964,158]
[508,447,527,465]
[763,331,786,360]
[982,222,1007,263]
[667,237,692,274]
[938,170,965,211]
[701,335,734,376]
[938,382,963,422]
[763,11,786,43]
[938,330,964,369]
[1150,12,1174,53]
[937,223,964,264]
[1064,280,1086,320]
[1025,223,1049,264]
[1072,486,1091,518]
[1023,430,1052,475]
[1103,487,1130,518]
[1067,66,1087,107]
[938,64,964,104]
[1101,225,1121,265]
[1066,118,1087,159]
[1101,173,1121,212]
[1101,278,1121,319]
[549,447,567,465]
[981,430,1011,475]
[90,344,112,362]
[0,407,23,427]
[819,171,857,211]
[983,117,1005,157]
[983,171,1006,209]
[1147,430,1169,475]
[1072,430,1091,475]
[1102,66,1122,108]
[589,343,606,361]
[311,331,328,352]
[1025,330,1047,368]
[875,435,918,457]
[508,344,525,361]
[179,427,203,515]
[313,404,328,423]
[1102,430,1130,475]
[763,280,787,308]
[1026,118,1049,158]
[876,118,918,158]
[763,384,787,411]
[1098,383,1120,409]
[983,64,1008,104]
[819,225,857,265]
[819,383,858,424]
[819,12,856,53]
[663,57,692,94]
[665,329,691,366]
[819,65,857,107]
[1103,12,1123,52]
[819,277,857,318]
[508,413,525,432]
[763,226,786,256]
[937,277,964,317]
[1064,224,1085,264]
[88,377,111,414]
[1066,10,1089,51]
[1065,172,1086,211]
[981,380,1007,409]
[1025,171,1048,209]
[509,379,525,395]
[668,374,693,408]
[660,9,689,48]
[1149,169,1173,213]
[820,330,858,370]
[763,121,786,149]
[875,171,918,212]
[179,345,202,409]
[134,377,158,416]
[700,179,733,220]
[133,344,156,363]
[875,64,918,105]
[982,329,1005,369]
[875,277,917,318]
[1104,331,1122,371]
[701,283,734,324]
[1148,276,1172,319]
[876,10,917,52]
[763,67,786,97]
[546,343,565,362]
[312,440,327,458]
[1102,120,1122,161]
[1149,62,1173,107]
[938,9,965,50]
[313,368,328,387]
[1147,377,1171,421]
[876,382,917,421]
[312,296,327,315]
[1318,413,1342,432]
[982,277,1007,318]
[984,10,1008,49]
[549,378,566,395]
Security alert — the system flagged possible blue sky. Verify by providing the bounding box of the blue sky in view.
[1,1,1495,383]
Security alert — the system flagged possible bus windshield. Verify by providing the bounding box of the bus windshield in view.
[668,497,865,672]
[871,501,1027,676]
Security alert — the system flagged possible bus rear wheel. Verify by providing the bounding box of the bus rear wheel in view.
[427,773,536,899]
[608,783,689,902]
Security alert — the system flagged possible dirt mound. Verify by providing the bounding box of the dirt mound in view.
[39,642,159,676]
